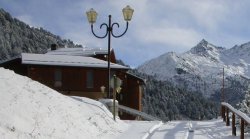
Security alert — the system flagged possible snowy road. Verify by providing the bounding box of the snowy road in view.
[117,121,162,139]
[148,121,189,139]
[119,119,249,139]
[148,119,241,139]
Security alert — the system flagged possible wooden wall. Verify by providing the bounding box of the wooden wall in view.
[117,73,143,120]
[28,66,113,100]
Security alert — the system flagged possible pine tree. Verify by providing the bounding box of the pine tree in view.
[238,85,250,115]
[237,85,250,133]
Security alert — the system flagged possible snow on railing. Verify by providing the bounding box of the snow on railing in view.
[221,102,250,139]
[118,105,161,121]
[222,102,250,124]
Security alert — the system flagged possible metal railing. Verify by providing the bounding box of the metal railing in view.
[221,102,250,139]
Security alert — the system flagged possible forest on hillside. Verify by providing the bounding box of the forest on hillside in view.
[0,8,81,61]
[130,70,220,121]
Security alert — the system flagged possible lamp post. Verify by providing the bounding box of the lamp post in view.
[110,75,122,121]
[86,6,134,98]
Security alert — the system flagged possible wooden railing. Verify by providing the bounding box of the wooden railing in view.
[118,104,161,121]
[221,102,250,139]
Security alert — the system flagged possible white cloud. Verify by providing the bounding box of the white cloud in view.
[184,1,230,31]
[150,0,230,31]
[136,24,201,49]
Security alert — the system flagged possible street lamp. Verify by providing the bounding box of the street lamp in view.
[86,5,134,98]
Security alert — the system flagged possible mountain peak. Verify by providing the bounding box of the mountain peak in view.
[191,39,212,53]
[189,39,224,57]
[238,41,250,50]
[199,39,208,46]
[226,41,250,59]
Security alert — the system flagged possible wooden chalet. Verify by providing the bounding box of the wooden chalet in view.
[0,46,145,120]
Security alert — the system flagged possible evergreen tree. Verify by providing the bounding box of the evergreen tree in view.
[0,8,81,62]
[238,85,250,115]
[237,85,250,133]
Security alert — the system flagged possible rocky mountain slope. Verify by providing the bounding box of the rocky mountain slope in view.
[138,39,250,103]
[0,8,81,61]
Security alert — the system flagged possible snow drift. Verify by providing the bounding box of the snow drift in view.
[0,68,127,139]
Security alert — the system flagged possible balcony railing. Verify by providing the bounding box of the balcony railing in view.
[221,102,250,139]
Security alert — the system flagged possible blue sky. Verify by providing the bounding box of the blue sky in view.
[1,0,250,67]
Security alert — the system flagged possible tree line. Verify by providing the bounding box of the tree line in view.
[130,69,219,121]
[0,8,81,61]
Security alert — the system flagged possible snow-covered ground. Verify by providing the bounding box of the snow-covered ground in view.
[117,121,162,139]
[120,119,244,139]
[0,68,127,139]
[0,67,247,139]
[148,119,243,139]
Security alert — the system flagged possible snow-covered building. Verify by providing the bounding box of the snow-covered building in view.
[0,45,145,120]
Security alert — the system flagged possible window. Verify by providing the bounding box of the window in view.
[54,69,62,87]
[86,70,94,88]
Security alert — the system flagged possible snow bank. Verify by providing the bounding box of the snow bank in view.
[0,68,127,139]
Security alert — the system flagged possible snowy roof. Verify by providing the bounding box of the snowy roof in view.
[0,55,21,64]
[126,72,146,84]
[21,53,129,69]
[46,47,109,56]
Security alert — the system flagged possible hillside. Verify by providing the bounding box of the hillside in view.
[129,70,219,121]
[138,39,250,105]
[0,68,127,139]
[0,8,81,61]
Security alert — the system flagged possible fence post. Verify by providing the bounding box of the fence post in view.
[232,113,236,136]
[221,105,226,122]
[226,108,230,126]
[241,118,244,139]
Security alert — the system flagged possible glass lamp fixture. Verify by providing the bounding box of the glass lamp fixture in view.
[122,5,134,21]
[86,8,97,24]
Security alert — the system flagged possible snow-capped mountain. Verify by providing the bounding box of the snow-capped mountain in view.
[138,39,250,97]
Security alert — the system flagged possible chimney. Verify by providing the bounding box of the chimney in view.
[51,44,57,50]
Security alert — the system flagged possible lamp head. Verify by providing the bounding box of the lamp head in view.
[86,8,97,24]
[122,5,134,22]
